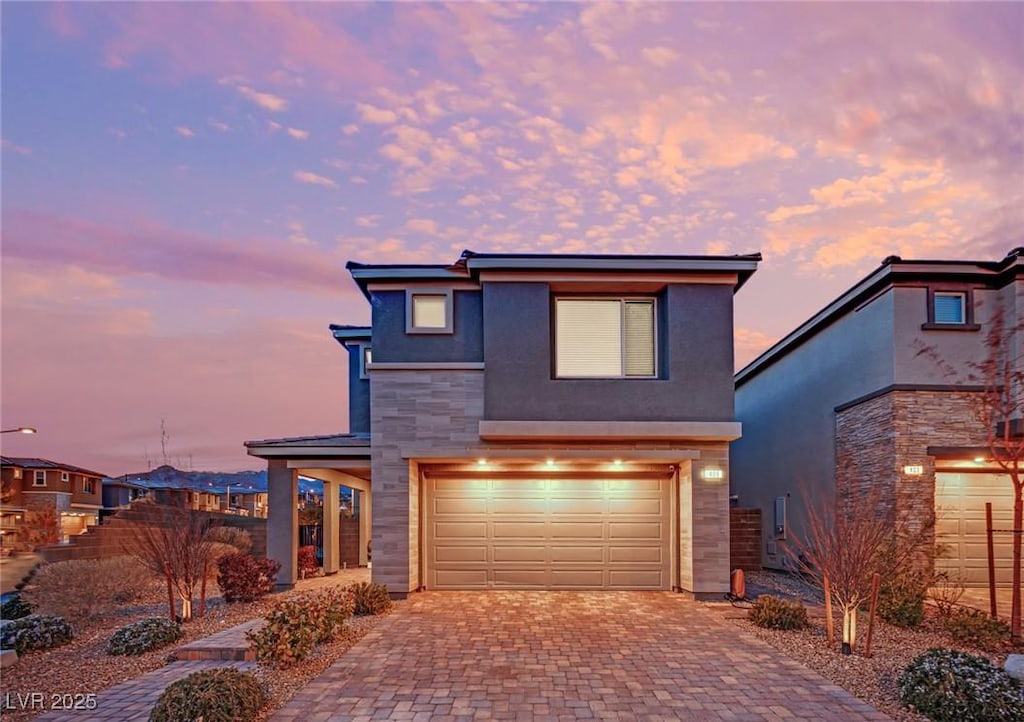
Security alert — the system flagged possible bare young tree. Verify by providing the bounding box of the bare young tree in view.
[123,503,217,621]
[917,301,1024,643]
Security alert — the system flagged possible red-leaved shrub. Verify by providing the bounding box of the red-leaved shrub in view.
[297,546,319,579]
[216,553,281,603]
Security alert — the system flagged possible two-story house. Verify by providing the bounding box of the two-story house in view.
[248,250,760,596]
[0,457,106,545]
[732,249,1023,589]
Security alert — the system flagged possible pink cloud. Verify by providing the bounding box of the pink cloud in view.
[2,209,347,293]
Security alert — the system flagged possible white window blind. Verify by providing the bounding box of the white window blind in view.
[556,298,656,377]
[934,293,965,324]
[557,300,621,376]
[412,294,448,328]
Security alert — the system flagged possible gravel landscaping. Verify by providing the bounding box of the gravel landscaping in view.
[0,578,391,722]
[724,570,1021,722]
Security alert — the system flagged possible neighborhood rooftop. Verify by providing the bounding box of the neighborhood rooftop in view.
[0,456,106,478]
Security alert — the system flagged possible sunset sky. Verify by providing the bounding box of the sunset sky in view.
[1,2,1021,475]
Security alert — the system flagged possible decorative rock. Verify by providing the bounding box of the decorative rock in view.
[0,648,17,668]
[1005,654,1024,682]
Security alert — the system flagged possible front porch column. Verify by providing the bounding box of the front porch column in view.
[267,459,298,590]
[358,488,371,567]
[322,480,340,575]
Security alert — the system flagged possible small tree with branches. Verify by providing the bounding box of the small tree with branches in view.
[917,300,1024,643]
[123,503,217,621]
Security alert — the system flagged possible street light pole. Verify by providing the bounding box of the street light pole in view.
[0,427,37,434]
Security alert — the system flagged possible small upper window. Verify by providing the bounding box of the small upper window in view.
[13,468,22,479]
[360,345,372,379]
[61,472,70,482]
[33,470,46,486]
[406,289,454,334]
[83,478,95,494]
[934,292,966,324]
[555,298,657,378]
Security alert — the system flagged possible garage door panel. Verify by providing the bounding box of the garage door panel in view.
[550,546,604,563]
[935,472,1019,589]
[493,545,548,562]
[434,546,488,563]
[426,475,671,590]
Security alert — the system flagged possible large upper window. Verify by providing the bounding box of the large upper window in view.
[555,298,656,378]
[406,289,454,334]
[33,470,46,486]
[933,292,966,324]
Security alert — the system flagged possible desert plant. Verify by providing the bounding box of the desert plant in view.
[0,614,74,655]
[205,525,253,554]
[297,545,319,578]
[107,617,183,656]
[123,504,218,621]
[349,582,392,616]
[878,573,928,628]
[149,667,266,722]
[940,608,1011,651]
[930,574,966,618]
[0,592,34,620]
[216,553,281,603]
[747,595,809,630]
[17,507,60,549]
[899,648,1024,722]
[247,588,354,667]
[20,556,152,622]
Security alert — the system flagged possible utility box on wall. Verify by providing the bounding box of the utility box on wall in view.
[774,496,787,539]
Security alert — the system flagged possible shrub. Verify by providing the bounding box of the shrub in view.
[940,608,1011,651]
[247,588,354,667]
[216,553,281,603]
[0,592,34,620]
[205,525,252,555]
[297,546,319,579]
[899,648,1024,722]
[0,614,74,655]
[21,556,152,621]
[930,574,966,618]
[878,574,928,628]
[748,595,809,630]
[150,667,266,722]
[349,582,392,616]
[107,617,182,656]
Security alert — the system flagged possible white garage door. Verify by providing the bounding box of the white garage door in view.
[424,475,672,590]
[935,472,1020,587]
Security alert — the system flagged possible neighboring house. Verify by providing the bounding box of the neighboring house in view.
[247,249,761,596]
[227,489,268,518]
[101,477,150,512]
[0,457,106,545]
[731,249,1023,588]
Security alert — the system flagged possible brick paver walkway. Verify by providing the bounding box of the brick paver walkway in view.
[273,591,891,722]
[33,660,256,721]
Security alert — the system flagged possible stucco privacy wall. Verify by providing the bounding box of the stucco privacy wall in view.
[836,389,989,549]
[678,447,731,597]
[370,369,484,595]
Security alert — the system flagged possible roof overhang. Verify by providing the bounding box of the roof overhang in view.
[329,325,371,349]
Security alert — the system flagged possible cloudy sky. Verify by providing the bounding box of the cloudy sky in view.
[1,2,1021,474]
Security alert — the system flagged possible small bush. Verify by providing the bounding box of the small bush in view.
[0,592,34,620]
[899,648,1024,722]
[878,574,927,628]
[216,553,281,603]
[940,608,1011,651]
[150,667,266,722]
[349,582,392,616]
[205,525,253,554]
[748,595,809,630]
[107,617,183,656]
[297,546,319,578]
[930,574,965,618]
[21,556,152,621]
[247,588,354,667]
[0,614,74,655]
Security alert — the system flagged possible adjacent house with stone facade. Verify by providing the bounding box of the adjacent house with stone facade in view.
[731,249,1024,588]
[247,249,761,597]
[0,456,105,547]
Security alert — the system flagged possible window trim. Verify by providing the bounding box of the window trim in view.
[33,470,46,487]
[405,288,454,335]
[553,295,659,379]
[922,287,980,331]
[61,472,69,482]
[83,478,95,494]
[359,344,372,380]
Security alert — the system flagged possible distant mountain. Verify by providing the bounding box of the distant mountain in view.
[115,465,323,495]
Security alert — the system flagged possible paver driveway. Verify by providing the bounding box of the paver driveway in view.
[273,591,890,722]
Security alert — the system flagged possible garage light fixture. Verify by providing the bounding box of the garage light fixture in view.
[974,456,986,463]
[477,458,487,466]
[903,465,924,476]
[613,459,623,467]
[546,458,556,467]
